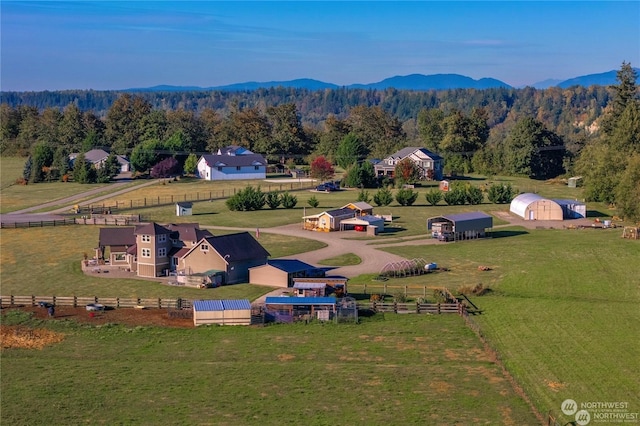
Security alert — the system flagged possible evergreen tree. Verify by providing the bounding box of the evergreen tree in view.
[335,133,364,169]
[183,153,199,175]
[373,187,393,206]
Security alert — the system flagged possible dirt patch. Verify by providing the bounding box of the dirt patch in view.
[277,353,295,362]
[430,380,454,394]
[2,305,194,328]
[1,325,65,349]
[546,380,566,392]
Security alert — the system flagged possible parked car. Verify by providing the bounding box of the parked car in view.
[437,232,454,242]
[316,182,339,192]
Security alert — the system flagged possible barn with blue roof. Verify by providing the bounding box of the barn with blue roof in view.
[264,296,337,323]
[249,259,324,288]
[427,211,493,242]
[192,299,252,326]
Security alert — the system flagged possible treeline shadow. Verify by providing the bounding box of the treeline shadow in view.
[489,230,529,239]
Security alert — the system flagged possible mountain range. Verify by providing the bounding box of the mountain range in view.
[126,68,639,93]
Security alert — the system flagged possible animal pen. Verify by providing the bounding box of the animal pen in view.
[263,296,358,323]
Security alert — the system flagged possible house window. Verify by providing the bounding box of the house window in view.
[171,239,178,245]
[141,235,150,242]
[217,167,222,171]
[141,248,151,257]
[158,234,166,243]
[236,166,241,171]
[114,253,126,261]
[172,257,178,266]
[158,248,167,257]
[201,244,209,252]
[254,165,259,170]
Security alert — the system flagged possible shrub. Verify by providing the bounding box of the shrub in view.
[466,185,484,205]
[307,195,319,208]
[487,183,516,204]
[226,186,266,211]
[281,192,297,209]
[151,157,182,179]
[393,291,408,303]
[443,182,467,205]
[265,191,282,209]
[357,189,371,203]
[395,188,418,206]
[425,189,443,206]
[373,187,393,206]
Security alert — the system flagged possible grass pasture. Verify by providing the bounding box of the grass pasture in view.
[1,312,538,425]
[0,226,324,297]
[374,226,640,423]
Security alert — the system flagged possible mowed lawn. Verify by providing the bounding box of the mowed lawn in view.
[1,312,538,425]
[378,226,640,423]
[0,226,324,298]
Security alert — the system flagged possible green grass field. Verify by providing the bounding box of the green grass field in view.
[0,226,324,297]
[1,311,537,425]
[377,226,640,423]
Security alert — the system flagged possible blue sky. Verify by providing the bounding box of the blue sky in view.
[1,1,639,91]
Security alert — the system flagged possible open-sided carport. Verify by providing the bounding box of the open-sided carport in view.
[339,215,384,235]
[427,211,493,241]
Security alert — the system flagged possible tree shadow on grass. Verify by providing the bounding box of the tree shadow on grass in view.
[489,230,529,239]
[587,210,608,218]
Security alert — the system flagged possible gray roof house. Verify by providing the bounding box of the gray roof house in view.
[70,149,130,172]
[374,147,443,181]
[196,153,267,181]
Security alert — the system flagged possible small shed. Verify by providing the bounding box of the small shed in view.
[510,193,563,220]
[339,215,384,234]
[568,176,583,188]
[176,202,193,217]
[341,202,374,216]
[427,211,493,241]
[293,282,326,297]
[192,299,252,326]
[554,199,587,219]
[292,276,348,296]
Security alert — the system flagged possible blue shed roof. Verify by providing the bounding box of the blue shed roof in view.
[193,299,251,311]
[193,300,224,311]
[267,259,317,273]
[265,296,336,305]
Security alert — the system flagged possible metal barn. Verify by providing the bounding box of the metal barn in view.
[427,211,493,241]
[192,299,252,326]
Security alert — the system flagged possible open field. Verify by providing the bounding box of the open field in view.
[0,226,324,297]
[0,310,538,425]
[375,226,640,423]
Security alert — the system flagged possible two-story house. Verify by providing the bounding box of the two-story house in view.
[374,147,443,181]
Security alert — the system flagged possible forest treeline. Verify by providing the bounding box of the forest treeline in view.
[1,63,638,219]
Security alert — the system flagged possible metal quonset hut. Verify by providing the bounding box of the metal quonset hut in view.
[510,193,563,220]
[427,211,493,241]
[192,299,252,326]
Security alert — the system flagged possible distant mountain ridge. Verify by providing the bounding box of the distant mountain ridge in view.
[108,68,640,93]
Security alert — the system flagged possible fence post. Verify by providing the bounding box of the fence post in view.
[31,295,35,306]
[416,302,420,314]
[11,295,15,305]
[158,298,161,308]
[393,302,397,313]
[424,286,427,297]
[383,283,387,295]
[74,295,77,307]
[363,283,367,295]
[437,303,441,314]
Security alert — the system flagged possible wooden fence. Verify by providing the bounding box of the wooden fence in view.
[366,301,464,315]
[0,219,77,229]
[0,295,192,310]
[352,283,459,298]
[79,181,317,213]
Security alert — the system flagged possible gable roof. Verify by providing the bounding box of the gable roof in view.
[267,259,317,273]
[83,149,110,163]
[342,201,373,211]
[217,145,254,156]
[193,299,251,312]
[385,146,443,161]
[188,232,270,262]
[200,153,267,168]
[325,208,357,218]
[165,223,213,242]
[99,227,136,247]
[134,222,173,236]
